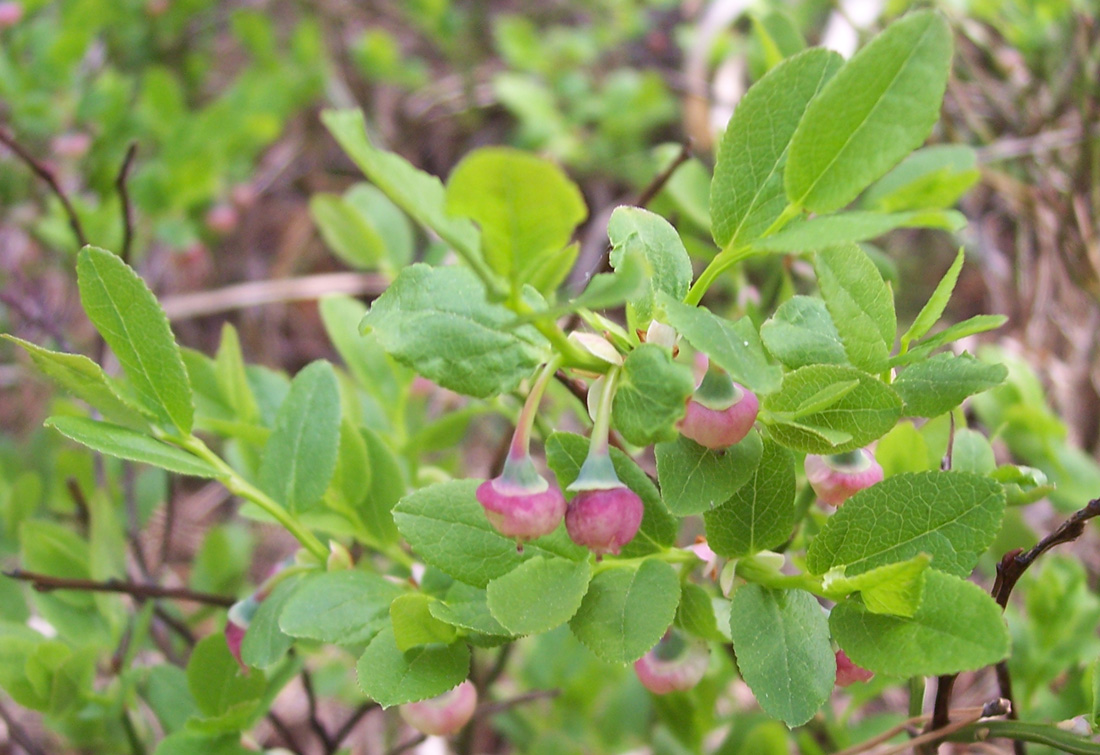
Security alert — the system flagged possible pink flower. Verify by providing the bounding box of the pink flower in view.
[565,485,643,557]
[804,448,883,506]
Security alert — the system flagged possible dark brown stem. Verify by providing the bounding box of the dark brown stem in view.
[0,125,89,248]
[5,569,235,606]
[633,140,693,209]
[66,477,90,537]
[387,733,427,755]
[301,669,334,751]
[266,710,305,755]
[115,143,138,265]
[0,698,47,755]
[473,689,561,718]
[327,701,378,755]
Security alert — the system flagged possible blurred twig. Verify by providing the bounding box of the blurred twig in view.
[5,569,235,606]
[115,143,138,265]
[0,125,89,248]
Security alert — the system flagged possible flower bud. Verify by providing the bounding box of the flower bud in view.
[835,649,874,687]
[634,631,710,694]
[678,366,758,449]
[225,594,260,672]
[477,471,566,545]
[399,679,477,736]
[565,484,643,557]
[804,448,883,506]
[0,2,22,27]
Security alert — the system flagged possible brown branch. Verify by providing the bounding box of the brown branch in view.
[387,733,427,755]
[301,669,334,751]
[632,140,693,209]
[327,701,378,755]
[473,688,560,718]
[0,125,89,248]
[0,698,47,755]
[844,700,1010,755]
[5,569,235,607]
[115,143,138,265]
[266,709,305,755]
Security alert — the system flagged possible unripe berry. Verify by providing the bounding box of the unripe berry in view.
[399,680,477,736]
[0,2,22,27]
[634,631,710,694]
[565,484,643,557]
[804,448,883,506]
[835,649,874,687]
[678,366,758,449]
[476,473,566,544]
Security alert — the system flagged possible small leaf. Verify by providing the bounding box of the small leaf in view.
[258,361,341,513]
[806,471,1005,578]
[676,583,726,642]
[487,556,591,635]
[785,10,953,213]
[429,582,512,639]
[214,324,259,424]
[752,210,965,253]
[186,635,265,719]
[893,353,1008,418]
[902,247,965,346]
[814,244,896,373]
[729,586,833,727]
[656,431,764,516]
[278,570,403,645]
[711,48,843,249]
[570,559,681,664]
[704,439,795,557]
[831,570,1009,676]
[824,554,930,617]
[356,625,470,708]
[76,246,193,433]
[759,296,847,369]
[362,264,547,398]
[612,344,694,446]
[607,207,693,323]
[390,594,458,651]
[240,578,300,668]
[862,146,980,213]
[45,417,218,478]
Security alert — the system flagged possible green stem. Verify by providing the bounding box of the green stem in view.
[592,546,699,575]
[735,556,824,594]
[177,435,328,562]
[511,299,606,372]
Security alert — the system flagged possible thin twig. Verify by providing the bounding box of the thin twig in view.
[115,143,138,265]
[0,125,89,247]
[0,697,48,755]
[5,569,235,606]
[851,700,1011,755]
[473,689,561,718]
[0,285,74,352]
[328,702,378,754]
[66,477,90,537]
[387,733,427,755]
[632,140,693,209]
[266,710,305,755]
[301,669,334,751]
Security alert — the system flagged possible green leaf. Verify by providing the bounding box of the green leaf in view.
[607,207,693,323]
[186,634,265,719]
[571,247,647,311]
[703,439,795,557]
[891,314,1009,367]
[258,360,341,513]
[711,48,843,249]
[759,296,847,369]
[45,416,219,478]
[612,344,694,446]
[20,521,92,607]
[143,666,198,734]
[154,732,253,755]
[356,625,470,707]
[362,264,546,398]
[655,431,764,516]
[393,480,585,588]
[4,336,148,428]
[831,569,1009,676]
[824,554,930,617]
[676,583,726,642]
[661,296,782,394]
[752,210,965,253]
[875,422,935,476]
[862,146,980,213]
[807,471,1005,578]
[321,109,482,267]
[390,594,459,651]
[240,578,300,668]
[950,428,996,475]
[785,10,953,213]
[763,365,902,453]
[545,432,677,557]
[902,248,965,346]
[893,353,1008,418]
[213,324,259,424]
[446,147,587,288]
[278,570,404,645]
[569,559,681,664]
[487,556,592,635]
[814,244,896,373]
[359,427,405,545]
[311,184,413,273]
[729,586,833,727]
[429,582,512,639]
[76,246,193,433]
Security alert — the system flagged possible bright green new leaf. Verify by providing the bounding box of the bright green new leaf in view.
[815,244,896,373]
[656,431,764,516]
[759,296,848,369]
[571,246,647,311]
[831,569,1009,676]
[240,578,300,668]
[891,314,1009,367]
[446,147,587,289]
[806,471,1005,577]
[214,324,259,424]
[902,247,965,347]
[570,558,681,664]
[824,554,930,617]
[76,246,193,434]
[356,625,470,708]
[546,432,677,556]
[311,183,413,273]
[393,479,585,588]
[487,556,592,635]
[390,594,458,651]
[785,10,953,213]
[4,336,149,429]
[875,422,934,476]
[894,353,1008,418]
[950,429,997,475]
[752,210,965,253]
[357,427,404,545]
[862,145,980,213]
[661,295,783,394]
[362,264,547,398]
[763,365,902,453]
[607,206,693,323]
[45,417,218,478]
[711,48,842,249]
[154,732,254,755]
[729,586,834,727]
[704,439,795,557]
[186,634,265,719]
[429,581,512,639]
[676,582,726,642]
[258,360,341,513]
[612,344,694,446]
[278,570,404,645]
